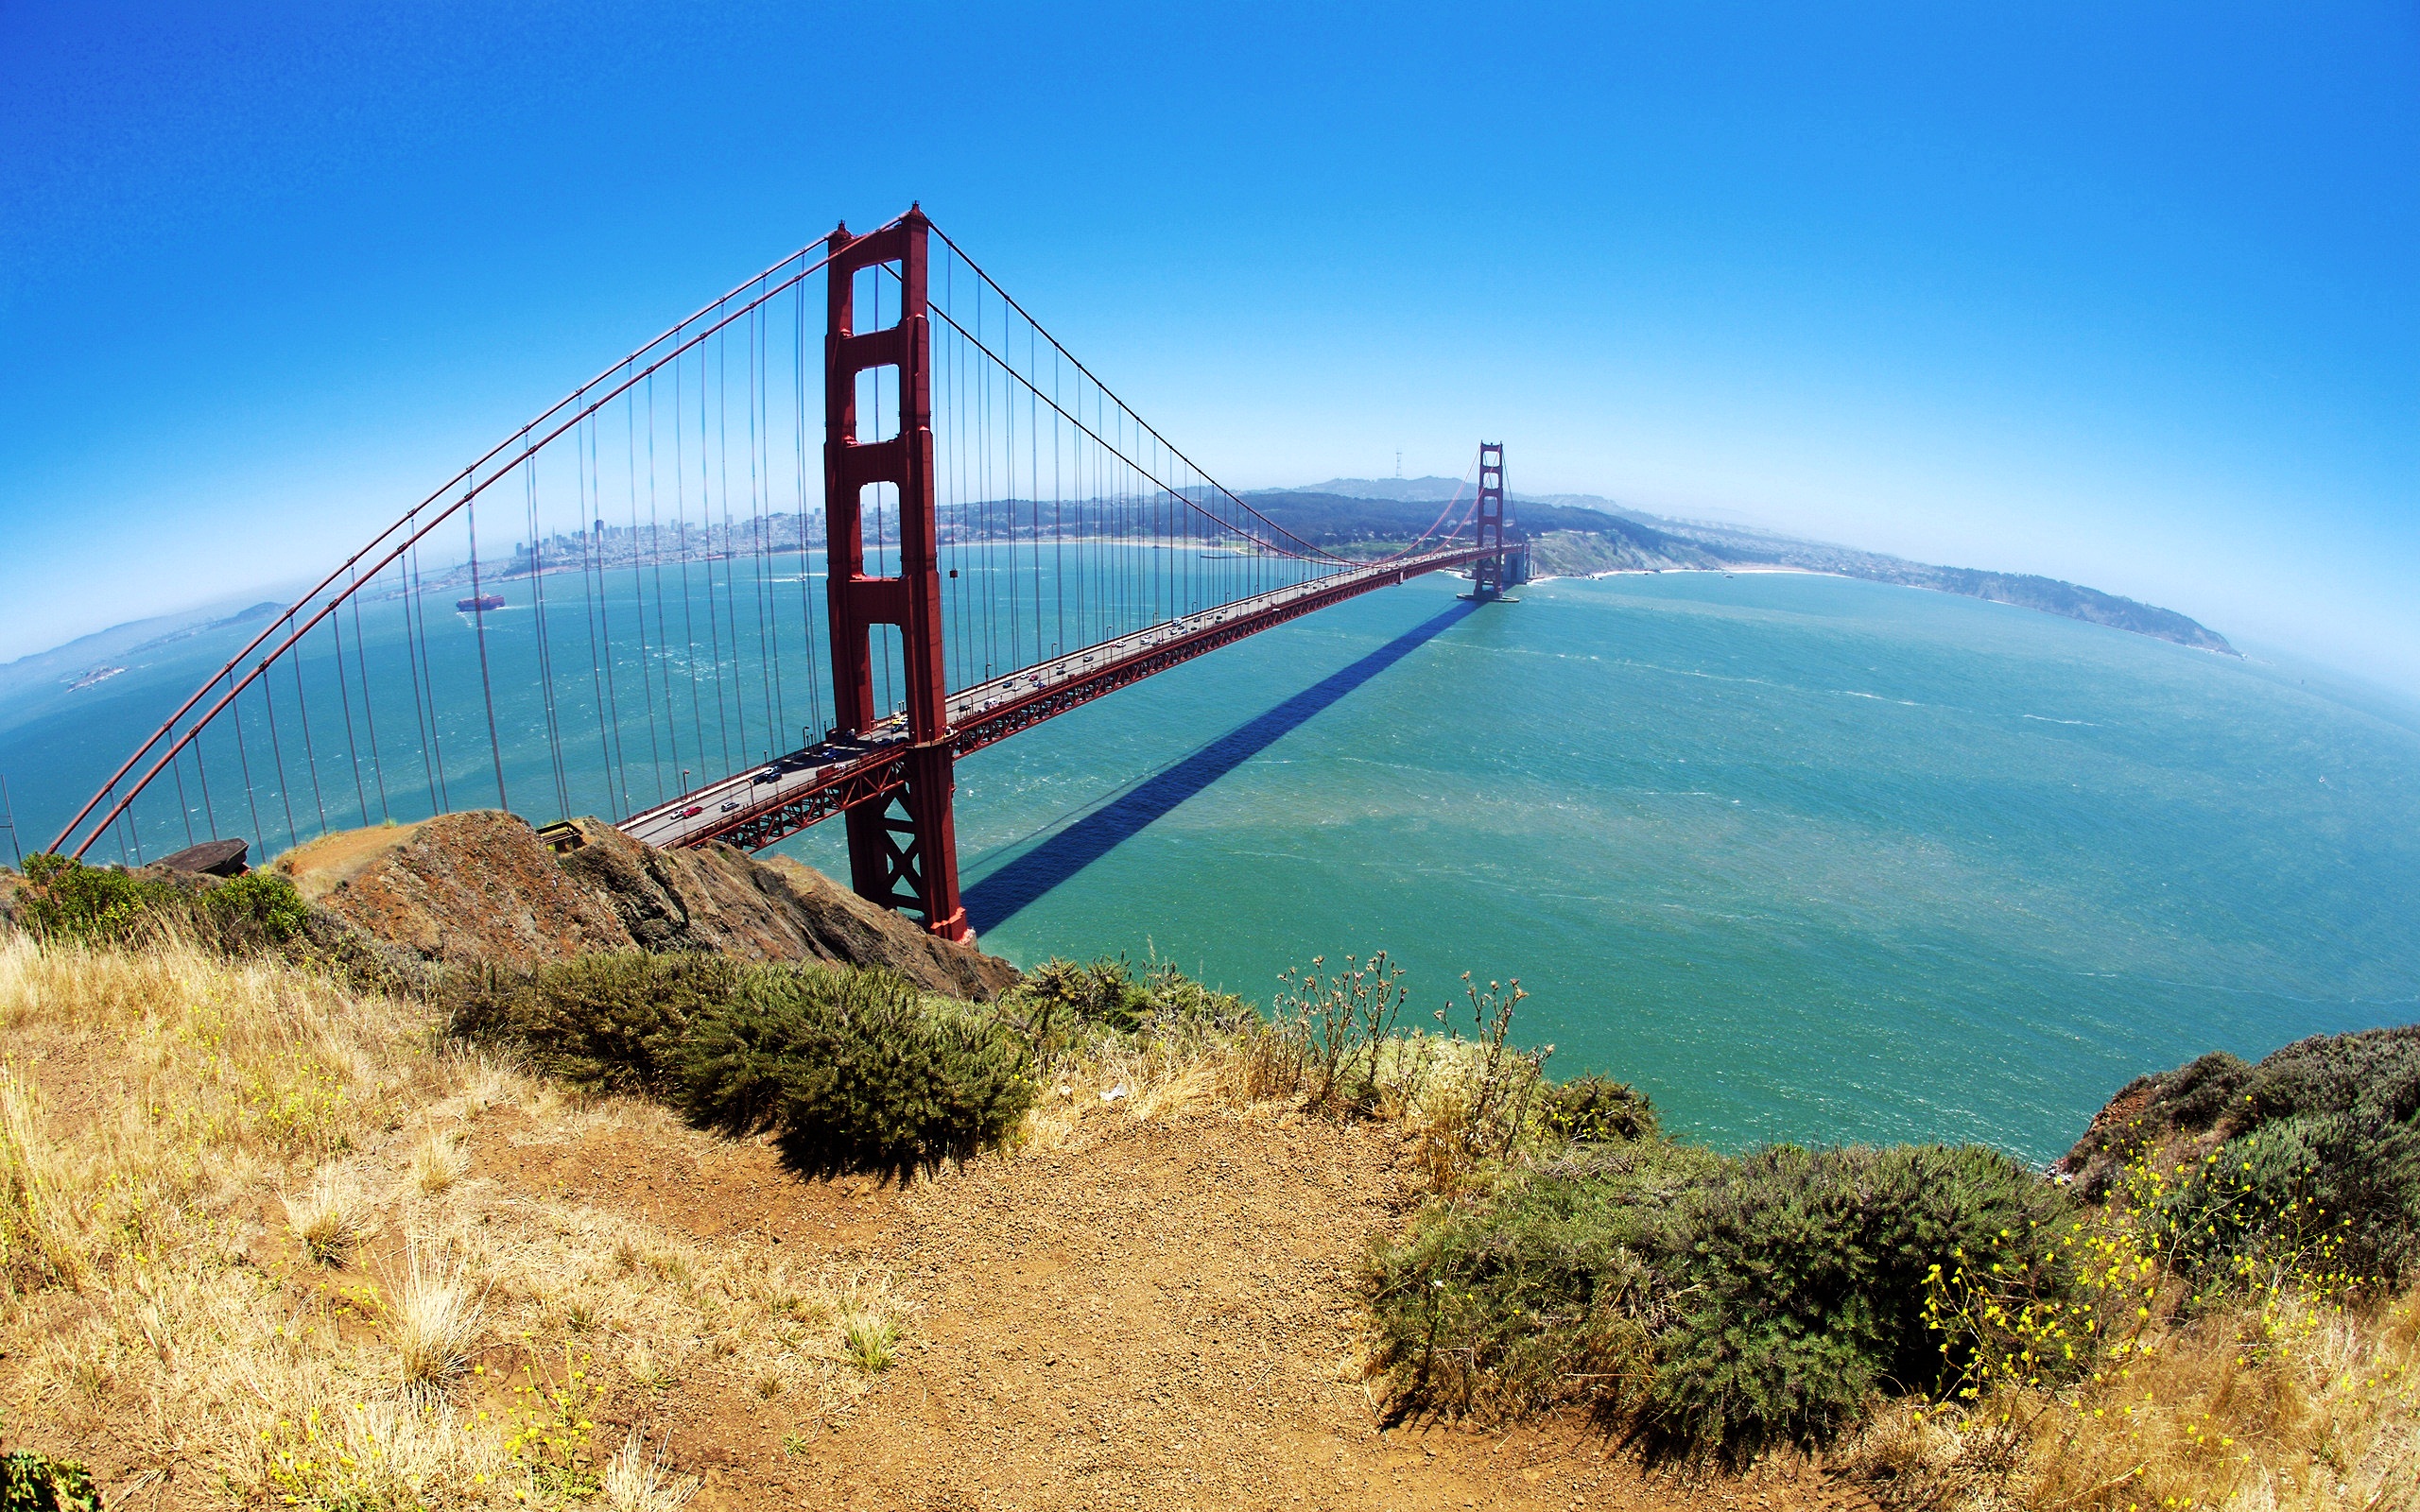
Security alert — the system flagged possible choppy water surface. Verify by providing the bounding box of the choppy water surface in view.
[9,570,2417,1160]
[803,571,2420,1160]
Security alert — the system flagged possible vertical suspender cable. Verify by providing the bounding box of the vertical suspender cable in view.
[260,646,301,850]
[348,566,390,823]
[286,629,328,839]
[631,386,668,804]
[168,736,196,848]
[464,491,511,814]
[327,598,370,825]
[706,326,738,769]
[793,279,823,746]
[672,355,709,778]
[402,530,444,815]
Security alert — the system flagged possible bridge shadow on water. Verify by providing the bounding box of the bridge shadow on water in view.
[962,599,1479,934]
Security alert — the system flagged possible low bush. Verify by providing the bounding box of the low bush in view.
[445,952,738,1095]
[1366,1140,1721,1419]
[996,954,1253,1057]
[1538,1074,1660,1145]
[197,870,312,949]
[677,966,1037,1181]
[16,853,182,945]
[2240,1024,2420,1128]
[444,952,1039,1179]
[11,853,307,954]
[1648,1142,2061,1459]
[2161,1110,2420,1289]
[1366,1135,2068,1461]
[2118,1028,2420,1292]
[1014,955,1153,1035]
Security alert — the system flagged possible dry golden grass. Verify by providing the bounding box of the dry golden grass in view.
[0,933,908,1507]
[600,1424,699,1512]
[391,1238,485,1393]
[410,1126,469,1195]
[1011,1016,1538,1194]
[285,1164,380,1263]
[1840,1283,2420,1510]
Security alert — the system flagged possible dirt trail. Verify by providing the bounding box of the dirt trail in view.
[479,1101,1873,1511]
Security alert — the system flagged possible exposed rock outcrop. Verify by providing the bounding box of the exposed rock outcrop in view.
[276,811,1017,999]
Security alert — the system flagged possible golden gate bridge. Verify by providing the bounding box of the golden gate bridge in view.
[51,207,1524,941]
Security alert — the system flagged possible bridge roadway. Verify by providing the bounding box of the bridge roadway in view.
[617,543,1498,853]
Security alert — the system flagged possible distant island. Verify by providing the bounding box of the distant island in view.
[1258,477,2238,656]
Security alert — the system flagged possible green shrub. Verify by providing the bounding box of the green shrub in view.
[997,955,1253,1057]
[1647,1143,2062,1460]
[1539,1074,1660,1145]
[1366,1140,1721,1418]
[1016,956,1152,1033]
[677,966,1037,1181]
[2162,1111,2420,1288]
[1,1446,99,1512]
[12,854,307,954]
[2152,1051,2254,1133]
[2125,1028,2420,1290]
[15,853,179,945]
[199,870,310,947]
[1366,1137,2067,1460]
[444,952,738,1094]
[2240,1026,2420,1128]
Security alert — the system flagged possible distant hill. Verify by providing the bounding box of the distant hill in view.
[0,598,282,711]
[1245,486,2237,656]
[1278,475,1473,503]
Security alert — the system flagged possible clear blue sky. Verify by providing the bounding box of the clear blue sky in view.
[3,2,2414,691]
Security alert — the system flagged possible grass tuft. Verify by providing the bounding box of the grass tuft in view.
[601,1425,700,1512]
[284,1167,379,1264]
[408,1127,468,1196]
[842,1311,898,1374]
[389,1239,485,1395]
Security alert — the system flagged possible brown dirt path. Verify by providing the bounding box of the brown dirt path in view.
[479,1101,1874,1512]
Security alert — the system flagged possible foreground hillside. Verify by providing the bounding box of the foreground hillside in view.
[0,933,1871,1510]
[3,833,2415,1509]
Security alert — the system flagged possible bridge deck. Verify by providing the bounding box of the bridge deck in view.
[617,544,1494,853]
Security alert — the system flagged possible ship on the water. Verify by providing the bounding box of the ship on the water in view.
[456,593,506,612]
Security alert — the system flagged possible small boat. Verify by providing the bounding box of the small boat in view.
[456,593,506,612]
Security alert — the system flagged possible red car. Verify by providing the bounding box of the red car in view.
[680,804,704,817]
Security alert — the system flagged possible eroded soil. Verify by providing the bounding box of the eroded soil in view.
[475,1100,1876,1511]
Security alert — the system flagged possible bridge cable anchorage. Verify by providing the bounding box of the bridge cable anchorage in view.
[60,206,1520,932]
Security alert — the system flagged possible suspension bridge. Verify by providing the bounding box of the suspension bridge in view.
[49,207,1525,942]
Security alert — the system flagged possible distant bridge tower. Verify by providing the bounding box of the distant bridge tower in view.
[823,207,970,941]
[1473,441,1513,600]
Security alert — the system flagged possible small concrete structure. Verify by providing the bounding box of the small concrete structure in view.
[157,837,249,878]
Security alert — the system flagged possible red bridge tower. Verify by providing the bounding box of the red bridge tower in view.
[823,208,969,941]
[1472,441,1513,600]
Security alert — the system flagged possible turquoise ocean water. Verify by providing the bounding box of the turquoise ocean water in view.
[6,566,2415,1162]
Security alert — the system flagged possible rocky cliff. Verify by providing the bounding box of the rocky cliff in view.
[273,811,1017,999]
